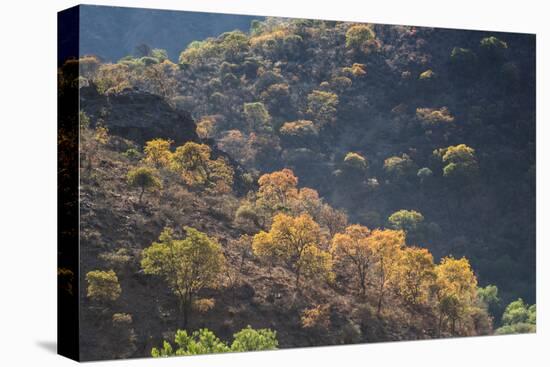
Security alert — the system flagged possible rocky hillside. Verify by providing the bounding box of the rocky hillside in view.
[65,15,536,361]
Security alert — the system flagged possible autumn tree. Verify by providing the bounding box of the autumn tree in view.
[257,168,299,213]
[143,138,173,168]
[331,224,372,296]
[307,90,339,128]
[126,166,162,203]
[319,204,348,237]
[171,142,234,191]
[252,213,332,289]
[393,247,436,307]
[86,270,121,303]
[368,229,406,315]
[433,256,479,335]
[141,227,225,327]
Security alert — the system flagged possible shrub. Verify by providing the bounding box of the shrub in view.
[112,313,133,326]
[86,270,121,302]
[193,298,216,313]
[301,305,331,330]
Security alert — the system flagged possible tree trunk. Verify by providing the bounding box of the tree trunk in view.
[139,187,145,203]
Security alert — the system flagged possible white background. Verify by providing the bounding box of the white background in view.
[0,0,547,365]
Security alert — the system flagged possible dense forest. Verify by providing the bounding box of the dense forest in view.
[58,15,535,360]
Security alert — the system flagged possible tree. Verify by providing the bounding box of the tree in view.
[141,227,225,327]
[416,107,455,127]
[331,224,372,296]
[495,298,536,335]
[143,138,173,168]
[257,168,299,212]
[252,213,331,288]
[393,247,436,307]
[477,285,499,309]
[319,204,348,237]
[383,154,416,181]
[126,166,162,203]
[151,326,277,357]
[343,152,368,172]
[345,24,378,54]
[230,326,279,352]
[368,229,405,315]
[86,270,121,303]
[480,36,508,61]
[433,256,478,335]
[279,120,319,147]
[388,210,424,233]
[244,102,271,131]
[434,144,478,180]
[290,187,322,219]
[307,90,339,128]
[171,142,234,191]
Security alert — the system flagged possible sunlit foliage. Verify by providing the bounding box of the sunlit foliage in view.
[252,213,332,288]
[388,209,424,233]
[434,144,478,179]
[433,257,478,335]
[393,247,436,306]
[416,107,455,127]
[126,166,162,203]
[345,24,378,54]
[331,224,372,296]
[152,326,277,357]
[495,298,536,334]
[171,142,234,191]
[86,270,121,302]
[141,227,225,326]
[257,168,299,212]
[143,138,173,168]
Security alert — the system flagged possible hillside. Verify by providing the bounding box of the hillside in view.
[63,16,536,361]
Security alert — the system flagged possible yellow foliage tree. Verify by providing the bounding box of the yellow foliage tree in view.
[331,224,372,296]
[393,247,436,307]
[433,256,478,335]
[257,168,299,212]
[171,142,234,191]
[141,227,225,327]
[143,138,173,168]
[252,213,331,288]
[368,229,405,315]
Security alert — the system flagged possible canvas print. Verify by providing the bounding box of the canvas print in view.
[57,5,536,361]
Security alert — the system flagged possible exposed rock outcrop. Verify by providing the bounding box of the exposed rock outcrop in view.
[80,86,197,146]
